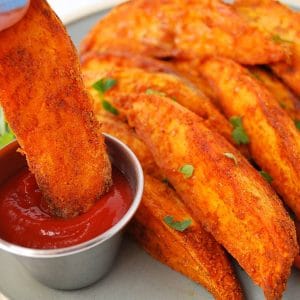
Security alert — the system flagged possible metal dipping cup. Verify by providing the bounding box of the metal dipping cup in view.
[0,134,144,290]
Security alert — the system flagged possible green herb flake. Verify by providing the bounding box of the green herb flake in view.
[92,78,117,94]
[0,132,15,148]
[223,152,238,165]
[230,116,250,145]
[259,170,273,183]
[0,107,15,149]
[250,72,261,81]
[145,88,166,97]
[272,34,293,44]
[102,100,119,115]
[294,120,300,130]
[279,102,287,109]
[179,164,194,178]
[163,216,192,232]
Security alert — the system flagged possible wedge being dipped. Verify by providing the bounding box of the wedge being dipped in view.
[0,0,111,218]
[115,93,297,299]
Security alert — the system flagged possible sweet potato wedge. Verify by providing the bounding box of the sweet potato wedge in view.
[118,93,298,299]
[0,0,111,218]
[82,56,232,142]
[234,0,300,96]
[81,0,288,65]
[129,174,243,300]
[249,67,300,121]
[200,57,300,220]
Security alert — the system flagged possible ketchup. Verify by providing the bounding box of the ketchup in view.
[0,167,132,249]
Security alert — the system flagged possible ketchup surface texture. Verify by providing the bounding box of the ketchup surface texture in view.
[0,167,132,249]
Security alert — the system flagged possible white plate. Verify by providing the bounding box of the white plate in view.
[1,3,300,300]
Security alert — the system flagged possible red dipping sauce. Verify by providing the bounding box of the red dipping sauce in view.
[0,167,132,249]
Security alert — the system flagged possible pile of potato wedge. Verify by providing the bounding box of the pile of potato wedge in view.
[79,0,300,299]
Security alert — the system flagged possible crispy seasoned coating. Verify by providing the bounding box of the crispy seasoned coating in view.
[0,0,112,218]
[118,93,298,299]
[234,0,300,96]
[249,67,300,121]
[95,112,243,298]
[171,59,218,103]
[129,175,243,300]
[81,50,177,75]
[200,57,300,220]
[97,114,160,179]
[80,0,289,65]
[82,55,232,142]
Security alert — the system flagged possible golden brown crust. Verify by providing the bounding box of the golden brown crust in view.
[200,57,300,221]
[95,113,243,298]
[82,53,233,143]
[248,67,300,121]
[97,114,161,179]
[234,0,300,96]
[0,0,111,218]
[118,93,298,299]
[129,175,243,300]
[80,0,289,65]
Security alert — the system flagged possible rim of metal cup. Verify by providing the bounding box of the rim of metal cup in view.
[0,133,144,258]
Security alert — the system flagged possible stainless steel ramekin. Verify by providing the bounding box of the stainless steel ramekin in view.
[0,134,144,290]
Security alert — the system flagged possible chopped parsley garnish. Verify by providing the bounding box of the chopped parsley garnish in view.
[250,72,261,81]
[230,116,250,145]
[102,100,119,115]
[272,34,293,44]
[259,170,273,183]
[179,164,194,178]
[145,89,166,97]
[0,107,15,149]
[92,78,117,94]
[223,152,238,165]
[163,216,192,232]
[279,102,287,109]
[294,120,300,130]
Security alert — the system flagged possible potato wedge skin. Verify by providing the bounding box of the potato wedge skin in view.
[81,0,288,65]
[97,114,161,179]
[82,55,232,143]
[129,175,243,300]
[200,57,300,220]
[0,0,111,218]
[120,94,298,299]
[92,112,243,298]
[234,0,300,96]
[249,67,300,121]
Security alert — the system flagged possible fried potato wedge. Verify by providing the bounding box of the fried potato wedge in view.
[82,60,232,142]
[97,114,160,179]
[171,59,218,103]
[118,93,298,299]
[234,0,300,96]
[0,0,111,218]
[200,57,300,220]
[95,113,243,298]
[81,0,288,65]
[129,174,243,300]
[81,50,177,75]
[249,67,300,121]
